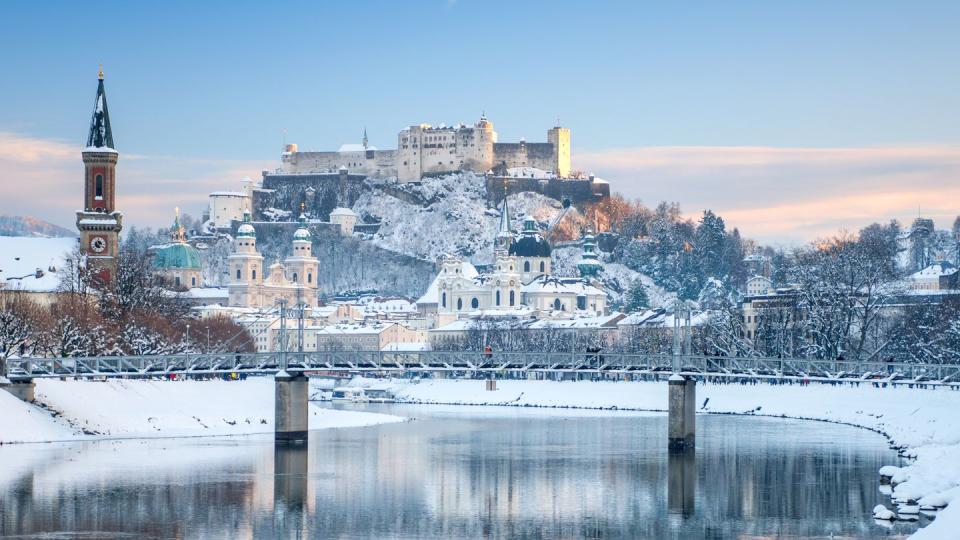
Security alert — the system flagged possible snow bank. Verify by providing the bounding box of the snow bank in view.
[0,378,404,444]
[341,377,960,539]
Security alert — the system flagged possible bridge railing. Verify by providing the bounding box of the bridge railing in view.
[5,351,960,386]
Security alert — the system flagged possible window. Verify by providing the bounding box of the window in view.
[236,269,241,279]
[292,273,298,283]
[553,299,562,311]
[94,174,104,200]
[495,290,501,306]
[577,296,586,310]
[442,292,447,308]
[174,276,181,287]
[524,261,530,272]
[191,277,196,287]
[509,290,515,306]
[471,297,479,309]
[252,269,257,280]
[457,298,463,310]
[540,261,545,272]
[308,273,312,284]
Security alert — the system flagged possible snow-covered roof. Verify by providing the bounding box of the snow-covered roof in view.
[416,260,479,305]
[528,313,625,329]
[506,167,553,179]
[521,276,606,296]
[185,287,229,299]
[0,236,76,293]
[618,309,712,328]
[310,323,396,336]
[209,191,248,198]
[909,262,957,280]
[382,342,430,352]
[338,143,377,152]
[330,207,358,217]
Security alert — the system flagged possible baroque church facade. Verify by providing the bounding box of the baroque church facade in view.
[227,212,320,309]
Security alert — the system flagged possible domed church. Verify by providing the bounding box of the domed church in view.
[426,195,607,327]
[153,209,202,289]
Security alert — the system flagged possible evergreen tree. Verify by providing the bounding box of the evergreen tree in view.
[623,279,650,313]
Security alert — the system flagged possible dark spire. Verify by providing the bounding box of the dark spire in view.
[85,66,114,149]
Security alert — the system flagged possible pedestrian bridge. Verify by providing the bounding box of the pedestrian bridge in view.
[6,351,960,388]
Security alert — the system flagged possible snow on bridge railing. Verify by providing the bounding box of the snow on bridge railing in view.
[5,352,959,387]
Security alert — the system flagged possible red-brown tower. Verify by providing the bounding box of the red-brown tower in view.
[76,66,123,285]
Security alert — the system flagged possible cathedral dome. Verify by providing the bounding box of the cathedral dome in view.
[509,235,551,257]
[293,227,311,241]
[237,223,256,237]
[154,243,201,270]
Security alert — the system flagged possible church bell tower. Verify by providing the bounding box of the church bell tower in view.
[76,66,123,286]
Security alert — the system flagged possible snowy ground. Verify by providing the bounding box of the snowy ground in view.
[333,376,960,539]
[0,377,404,444]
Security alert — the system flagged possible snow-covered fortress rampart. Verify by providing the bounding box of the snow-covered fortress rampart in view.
[280,115,571,182]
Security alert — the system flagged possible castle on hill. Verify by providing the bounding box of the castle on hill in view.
[280,114,571,182]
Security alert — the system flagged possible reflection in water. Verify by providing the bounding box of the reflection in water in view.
[273,446,308,538]
[668,447,696,517]
[0,406,922,539]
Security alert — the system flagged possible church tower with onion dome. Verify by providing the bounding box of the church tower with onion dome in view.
[76,66,123,286]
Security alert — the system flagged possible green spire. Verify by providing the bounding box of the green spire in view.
[86,68,114,149]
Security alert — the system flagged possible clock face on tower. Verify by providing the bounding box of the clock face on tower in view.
[90,236,107,254]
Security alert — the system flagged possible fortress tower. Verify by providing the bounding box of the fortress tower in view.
[547,125,571,177]
[76,67,123,286]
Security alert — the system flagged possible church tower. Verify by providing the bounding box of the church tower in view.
[284,212,320,307]
[76,67,123,286]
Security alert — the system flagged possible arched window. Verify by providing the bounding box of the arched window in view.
[553,298,562,311]
[307,273,312,284]
[252,269,257,280]
[442,292,447,308]
[495,290,501,306]
[174,276,181,287]
[524,261,530,272]
[292,273,298,283]
[94,174,104,199]
[509,290,515,306]
[236,269,241,279]
[457,298,463,310]
[191,277,196,287]
[471,297,479,309]
[540,261,545,272]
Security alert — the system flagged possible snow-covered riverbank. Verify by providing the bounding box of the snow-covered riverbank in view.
[0,377,404,444]
[335,377,960,539]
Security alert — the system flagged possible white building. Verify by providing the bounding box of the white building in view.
[207,177,254,230]
[907,261,958,291]
[281,115,572,182]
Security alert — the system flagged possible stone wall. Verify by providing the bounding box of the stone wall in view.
[485,176,610,206]
[281,149,397,177]
[492,142,557,172]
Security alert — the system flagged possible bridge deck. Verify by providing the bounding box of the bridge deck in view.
[5,352,960,388]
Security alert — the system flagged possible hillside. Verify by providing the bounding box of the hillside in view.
[0,215,75,238]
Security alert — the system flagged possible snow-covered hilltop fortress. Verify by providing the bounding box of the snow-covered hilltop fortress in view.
[280,114,571,181]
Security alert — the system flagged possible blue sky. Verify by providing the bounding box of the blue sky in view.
[1,1,958,243]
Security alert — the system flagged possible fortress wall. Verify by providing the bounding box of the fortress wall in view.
[492,142,557,172]
[282,150,397,177]
[485,176,608,207]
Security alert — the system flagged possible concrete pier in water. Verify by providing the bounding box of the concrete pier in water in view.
[275,371,309,445]
[668,375,696,450]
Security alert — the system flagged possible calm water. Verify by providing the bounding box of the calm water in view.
[0,404,920,539]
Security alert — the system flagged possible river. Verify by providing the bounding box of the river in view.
[0,403,921,539]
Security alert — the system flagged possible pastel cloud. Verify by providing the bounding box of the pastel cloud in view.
[576,145,960,245]
[0,131,271,231]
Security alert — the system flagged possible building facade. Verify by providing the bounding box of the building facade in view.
[280,115,572,182]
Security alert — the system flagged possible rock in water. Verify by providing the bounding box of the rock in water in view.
[873,504,896,520]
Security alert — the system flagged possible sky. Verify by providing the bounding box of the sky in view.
[0,0,958,245]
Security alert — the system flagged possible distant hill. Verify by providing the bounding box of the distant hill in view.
[0,215,76,238]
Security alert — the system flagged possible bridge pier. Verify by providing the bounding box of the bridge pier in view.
[668,375,696,451]
[0,379,35,402]
[275,372,308,445]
